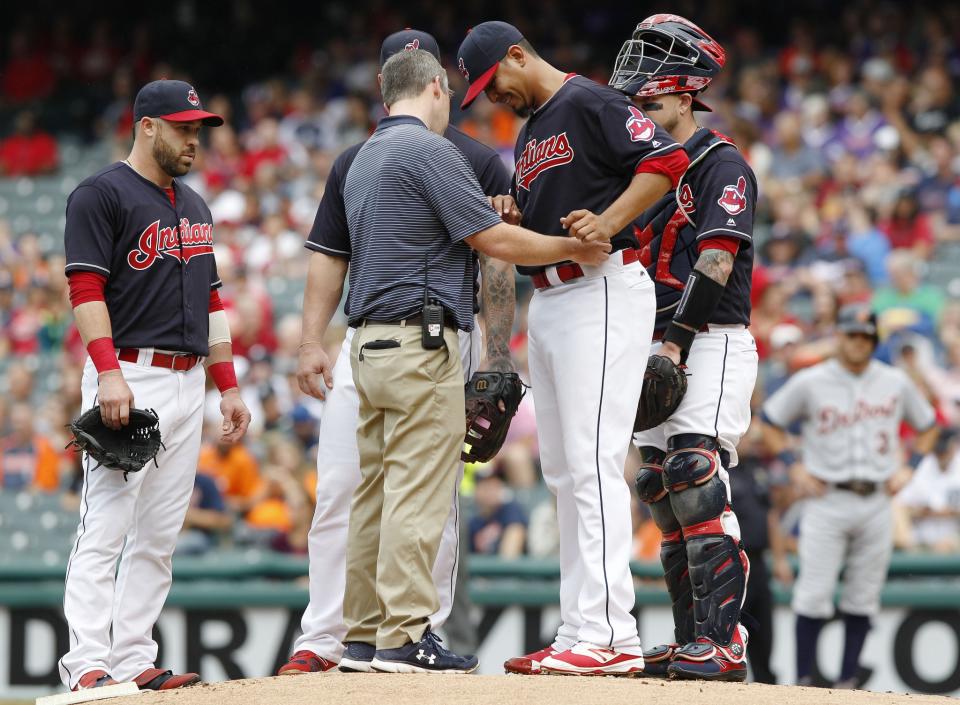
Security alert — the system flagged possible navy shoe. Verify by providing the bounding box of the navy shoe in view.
[339,642,376,673]
[372,631,479,674]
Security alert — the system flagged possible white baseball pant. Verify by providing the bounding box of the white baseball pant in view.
[59,354,205,688]
[527,253,654,651]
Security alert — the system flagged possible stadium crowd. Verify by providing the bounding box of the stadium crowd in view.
[1,2,960,575]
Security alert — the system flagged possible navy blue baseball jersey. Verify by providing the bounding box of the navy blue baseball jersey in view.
[635,128,756,330]
[306,124,510,258]
[511,75,685,275]
[63,163,220,356]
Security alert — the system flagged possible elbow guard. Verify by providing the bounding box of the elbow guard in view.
[208,308,232,348]
[663,271,726,358]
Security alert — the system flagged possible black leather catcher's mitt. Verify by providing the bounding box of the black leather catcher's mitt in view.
[67,406,163,476]
[634,355,688,432]
[462,372,526,463]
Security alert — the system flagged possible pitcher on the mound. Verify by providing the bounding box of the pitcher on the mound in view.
[458,21,689,676]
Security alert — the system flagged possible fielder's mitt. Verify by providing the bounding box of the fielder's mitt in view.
[462,371,526,463]
[634,355,688,432]
[67,406,163,476]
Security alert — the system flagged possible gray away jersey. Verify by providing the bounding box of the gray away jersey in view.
[762,359,935,482]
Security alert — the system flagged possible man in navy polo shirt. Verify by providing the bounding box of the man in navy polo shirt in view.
[303,48,609,674]
[59,79,250,692]
[283,29,519,676]
[457,21,688,676]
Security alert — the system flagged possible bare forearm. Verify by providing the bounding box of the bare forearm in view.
[302,252,348,342]
[914,426,939,455]
[479,253,516,372]
[205,341,234,368]
[599,172,672,233]
[499,524,526,559]
[762,423,791,455]
[469,223,579,266]
[72,301,114,344]
[694,248,734,286]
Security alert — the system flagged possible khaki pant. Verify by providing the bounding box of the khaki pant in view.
[343,322,464,649]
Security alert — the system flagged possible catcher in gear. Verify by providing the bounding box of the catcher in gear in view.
[462,372,526,463]
[68,406,163,478]
[611,14,759,681]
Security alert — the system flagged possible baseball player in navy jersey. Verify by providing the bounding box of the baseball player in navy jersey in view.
[606,15,759,681]
[279,30,518,675]
[458,21,689,676]
[762,305,937,689]
[59,80,251,692]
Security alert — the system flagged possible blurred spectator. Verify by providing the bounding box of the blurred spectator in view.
[0,111,59,176]
[2,31,56,103]
[768,111,825,190]
[197,428,262,513]
[177,473,232,555]
[0,403,60,491]
[878,191,935,259]
[468,466,527,558]
[896,429,960,553]
[872,250,945,329]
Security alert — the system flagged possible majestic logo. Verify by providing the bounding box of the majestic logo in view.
[717,176,747,215]
[625,105,656,142]
[186,89,200,107]
[128,219,214,271]
[458,56,469,81]
[404,38,420,51]
[515,132,575,191]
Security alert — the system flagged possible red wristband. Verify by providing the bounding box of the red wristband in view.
[87,337,120,374]
[209,361,239,393]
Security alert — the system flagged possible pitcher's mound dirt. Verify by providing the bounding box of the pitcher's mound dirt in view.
[112,673,954,705]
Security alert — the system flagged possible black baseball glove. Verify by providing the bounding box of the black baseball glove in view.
[634,355,688,432]
[67,406,163,477]
[462,371,526,463]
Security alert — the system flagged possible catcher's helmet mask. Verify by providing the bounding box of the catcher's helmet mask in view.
[609,14,726,111]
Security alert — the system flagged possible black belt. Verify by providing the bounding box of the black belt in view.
[833,480,879,496]
[356,313,458,330]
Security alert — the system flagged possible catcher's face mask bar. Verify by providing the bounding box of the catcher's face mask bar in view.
[609,27,702,93]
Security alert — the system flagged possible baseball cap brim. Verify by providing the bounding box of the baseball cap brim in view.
[460,63,499,109]
[157,110,224,127]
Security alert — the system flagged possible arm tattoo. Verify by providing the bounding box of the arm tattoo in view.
[694,249,734,286]
[479,253,516,373]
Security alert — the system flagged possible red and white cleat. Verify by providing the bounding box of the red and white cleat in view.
[504,645,559,675]
[540,642,644,676]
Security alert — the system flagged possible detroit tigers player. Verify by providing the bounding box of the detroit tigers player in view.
[59,80,251,691]
[762,305,937,688]
[609,15,759,681]
[279,30,517,675]
[458,21,689,676]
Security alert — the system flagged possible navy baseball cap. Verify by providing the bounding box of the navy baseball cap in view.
[133,79,224,127]
[380,29,441,67]
[837,304,878,338]
[457,21,524,109]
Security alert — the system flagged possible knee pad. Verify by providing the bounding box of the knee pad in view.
[663,449,727,528]
[635,447,681,534]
